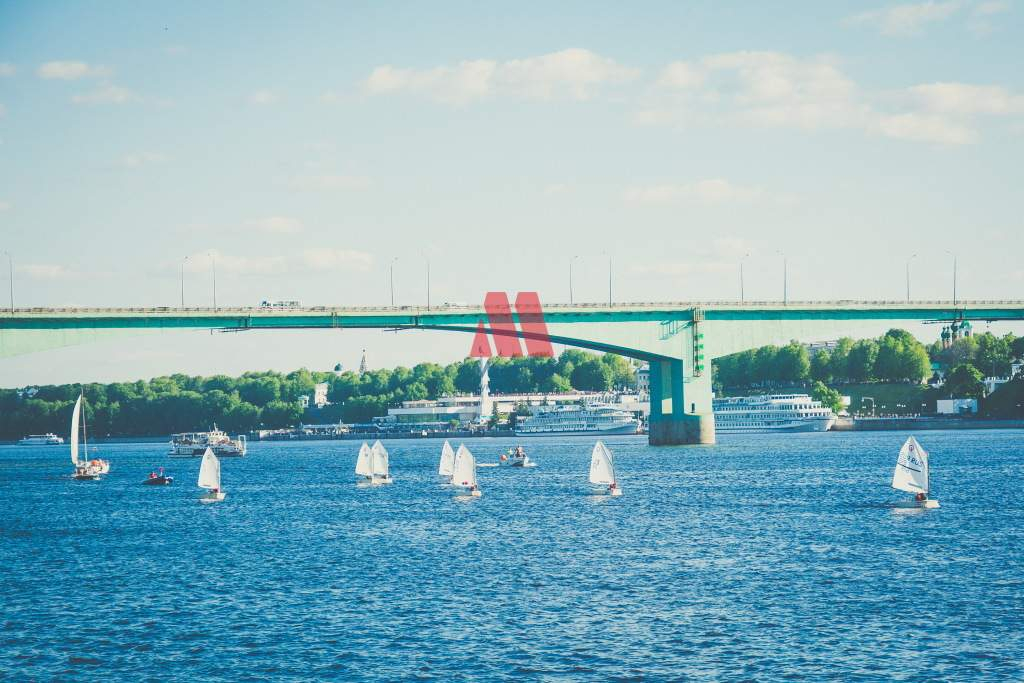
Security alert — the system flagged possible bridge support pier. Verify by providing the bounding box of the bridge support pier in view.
[647,358,715,446]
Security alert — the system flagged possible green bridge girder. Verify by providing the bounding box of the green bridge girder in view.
[4,300,1023,445]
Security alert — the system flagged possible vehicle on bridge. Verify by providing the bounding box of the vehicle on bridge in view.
[259,299,302,308]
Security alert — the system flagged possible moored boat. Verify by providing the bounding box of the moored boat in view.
[18,433,64,446]
[170,426,246,457]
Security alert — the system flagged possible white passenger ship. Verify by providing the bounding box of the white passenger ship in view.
[713,394,836,433]
[169,426,247,457]
[18,433,65,445]
[515,404,641,436]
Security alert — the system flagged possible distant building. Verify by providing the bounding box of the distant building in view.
[936,398,978,415]
[636,364,649,393]
[359,349,368,374]
[298,395,311,409]
[313,382,329,408]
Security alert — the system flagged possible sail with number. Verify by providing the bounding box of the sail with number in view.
[371,440,390,478]
[438,440,455,477]
[451,444,477,488]
[355,442,373,478]
[589,441,616,486]
[197,447,221,491]
[892,436,929,494]
[70,394,82,466]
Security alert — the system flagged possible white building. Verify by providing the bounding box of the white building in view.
[936,398,978,415]
[314,382,329,408]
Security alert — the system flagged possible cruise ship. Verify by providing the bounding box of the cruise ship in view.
[713,394,836,433]
[169,426,247,457]
[515,404,641,436]
[18,433,65,445]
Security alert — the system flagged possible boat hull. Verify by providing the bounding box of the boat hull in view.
[514,424,640,437]
[200,491,226,503]
[715,417,835,434]
[143,476,173,486]
[170,448,244,458]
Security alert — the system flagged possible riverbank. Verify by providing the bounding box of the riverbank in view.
[834,417,1024,431]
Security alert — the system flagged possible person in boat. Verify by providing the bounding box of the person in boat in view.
[609,482,618,492]
[514,445,525,458]
[915,492,926,502]
[149,471,158,479]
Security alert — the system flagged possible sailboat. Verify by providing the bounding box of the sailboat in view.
[198,446,226,503]
[70,392,107,480]
[355,442,373,480]
[892,436,938,508]
[370,440,393,484]
[438,440,455,482]
[589,441,622,496]
[451,444,482,497]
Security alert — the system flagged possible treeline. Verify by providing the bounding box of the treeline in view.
[0,350,636,439]
[713,329,933,389]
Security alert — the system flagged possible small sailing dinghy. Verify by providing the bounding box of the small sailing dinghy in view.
[370,440,393,484]
[355,442,373,480]
[438,440,456,482]
[70,393,106,480]
[589,441,622,496]
[198,447,226,503]
[892,436,938,509]
[451,444,482,497]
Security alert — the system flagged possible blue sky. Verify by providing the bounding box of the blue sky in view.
[1,1,1022,385]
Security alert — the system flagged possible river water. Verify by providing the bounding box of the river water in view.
[1,431,1022,681]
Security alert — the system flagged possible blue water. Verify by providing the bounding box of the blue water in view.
[2,431,1022,681]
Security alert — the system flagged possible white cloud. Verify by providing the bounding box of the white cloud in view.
[876,112,977,144]
[246,216,303,234]
[37,61,110,79]
[184,250,288,276]
[289,174,371,191]
[910,82,1024,115]
[118,152,167,168]
[624,179,767,204]
[302,248,374,272]
[248,90,279,105]
[846,1,963,35]
[0,63,14,77]
[18,263,73,279]
[644,50,1014,145]
[71,84,135,105]
[364,48,638,104]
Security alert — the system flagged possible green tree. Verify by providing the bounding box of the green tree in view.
[944,363,985,399]
[453,359,482,394]
[811,381,844,414]
[810,349,833,383]
[571,359,613,392]
[847,340,878,382]
[829,337,854,381]
[776,342,810,383]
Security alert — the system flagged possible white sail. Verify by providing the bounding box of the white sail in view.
[197,447,221,490]
[355,442,373,477]
[451,444,477,488]
[892,436,929,494]
[589,441,616,485]
[371,440,390,477]
[70,394,82,466]
[438,440,456,477]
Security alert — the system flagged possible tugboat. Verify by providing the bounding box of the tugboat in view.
[142,467,174,486]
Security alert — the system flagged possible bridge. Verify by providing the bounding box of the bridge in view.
[4,300,1024,445]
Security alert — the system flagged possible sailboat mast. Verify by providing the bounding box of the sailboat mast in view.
[80,390,88,457]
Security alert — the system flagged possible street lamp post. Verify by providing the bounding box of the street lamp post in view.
[424,256,431,310]
[209,252,217,310]
[777,251,787,304]
[906,253,916,303]
[180,256,189,307]
[569,255,580,304]
[945,250,957,305]
[390,257,398,307]
[3,251,11,313]
[605,253,612,306]
[740,253,750,303]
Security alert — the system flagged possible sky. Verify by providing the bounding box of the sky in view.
[1,0,1022,386]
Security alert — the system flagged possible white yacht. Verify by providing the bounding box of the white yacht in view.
[169,426,247,457]
[515,404,640,436]
[18,433,65,445]
[713,394,836,433]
